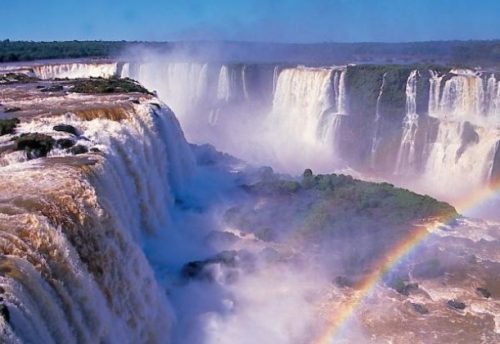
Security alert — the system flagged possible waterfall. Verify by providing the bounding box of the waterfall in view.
[216,65,231,101]
[428,70,444,116]
[428,69,500,124]
[242,65,249,100]
[21,59,500,197]
[421,69,500,194]
[435,70,486,123]
[272,66,280,92]
[32,62,118,79]
[422,121,498,196]
[370,73,387,168]
[263,66,346,172]
[0,100,195,343]
[485,74,500,118]
[395,70,419,175]
[130,62,210,119]
[272,67,334,142]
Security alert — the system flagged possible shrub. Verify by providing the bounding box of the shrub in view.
[0,118,19,135]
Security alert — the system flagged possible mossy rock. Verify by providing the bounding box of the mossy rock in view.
[4,107,21,113]
[0,118,19,135]
[0,73,39,84]
[70,145,88,155]
[447,299,466,310]
[40,84,64,92]
[411,302,429,315]
[15,133,54,159]
[55,138,75,149]
[476,287,491,299]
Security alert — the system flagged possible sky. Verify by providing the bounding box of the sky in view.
[2,0,500,43]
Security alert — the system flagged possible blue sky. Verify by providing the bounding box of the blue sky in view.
[3,0,500,42]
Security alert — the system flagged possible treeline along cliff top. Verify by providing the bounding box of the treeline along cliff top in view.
[1,40,500,66]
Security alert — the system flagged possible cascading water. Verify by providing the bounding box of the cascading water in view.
[132,62,210,119]
[216,65,231,102]
[485,74,500,119]
[265,66,346,172]
[31,62,118,79]
[435,69,486,122]
[0,92,195,343]
[428,70,444,116]
[395,70,419,175]
[422,121,498,197]
[370,72,387,168]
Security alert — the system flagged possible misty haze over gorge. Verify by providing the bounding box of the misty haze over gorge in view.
[0,1,500,343]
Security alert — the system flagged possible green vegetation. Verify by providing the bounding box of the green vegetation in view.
[69,77,151,94]
[15,133,54,159]
[229,169,459,275]
[0,118,20,136]
[245,169,457,229]
[392,277,419,296]
[345,64,450,121]
[1,40,500,66]
[0,40,126,62]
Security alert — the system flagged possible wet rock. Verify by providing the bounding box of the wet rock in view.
[181,261,206,279]
[204,230,238,245]
[0,118,19,135]
[90,147,101,153]
[456,121,480,161]
[56,138,75,149]
[411,302,429,315]
[15,133,54,159]
[70,145,88,155]
[0,304,8,323]
[476,287,491,299]
[40,85,64,92]
[334,276,353,288]
[181,250,238,281]
[53,124,79,136]
[447,299,466,310]
[4,107,21,113]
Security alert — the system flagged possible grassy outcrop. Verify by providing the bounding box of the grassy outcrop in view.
[69,77,152,95]
[246,169,457,225]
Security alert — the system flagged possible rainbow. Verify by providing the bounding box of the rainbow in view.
[314,180,500,344]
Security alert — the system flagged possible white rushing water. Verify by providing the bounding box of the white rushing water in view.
[429,69,500,124]
[264,66,347,171]
[0,98,195,343]
[370,72,387,168]
[31,62,119,79]
[422,69,500,197]
[395,70,420,175]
